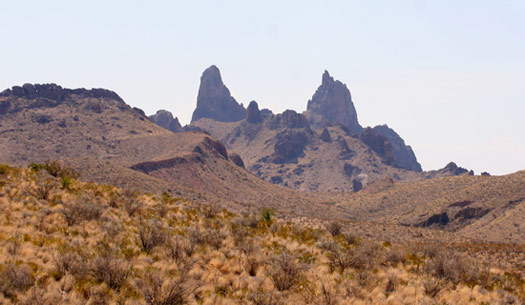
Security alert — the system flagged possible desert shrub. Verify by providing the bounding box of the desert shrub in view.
[187,226,207,245]
[136,273,191,305]
[0,263,34,297]
[244,255,263,276]
[87,285,110,305]
[385,275,398,294]
[202,204,221,218]
[122,197,144,217]
[422,275,444,298]
[61,196,105,226]
[101,217,123,238]
[29,160,78,179]
[355,271,371,288]
[21,286,53,305]
[349,241,382,270]
[425,250,479,284]
[0,164,10,176]
[260,208,274,223]
[316,240,340,253]
[90,252,130,289]
[327,247,353,273]
[30,172,58,200]
[326,221,342,236]
[61,175,73,190]
[247,289,281,305]
[231,223,250,246]
[139,220,166,253]
[54,252,88,278]
[343,232,359,245]
[318,281,338,305]
[165,236,194,263]
[205,229,225,250]
[237,239,257,255]
[267,252,302,291]
[7,234,21,256]
[385,246,407,265]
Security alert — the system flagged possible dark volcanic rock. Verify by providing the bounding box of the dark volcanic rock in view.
[269,110,311,131]
[0,83,123,102]
[230,153,245,168]
[343,163,360,177]
[359,128,396,166]
[149,110,182,132]
[336,136,354,160]
[0,83,125,115]
[352,179,363,192]
[442,162,472,175]
[273,130,309,164]
[373,125,422,172]
[319,128,332,142]
[246,101,263,124]
[417,212,450,228]
[191,65,246,123]
[425,162,474,178]
[305,71,362,134]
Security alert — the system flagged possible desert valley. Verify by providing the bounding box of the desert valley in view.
[0,66,524,305]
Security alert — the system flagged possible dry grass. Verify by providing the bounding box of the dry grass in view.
[0,166,523,304]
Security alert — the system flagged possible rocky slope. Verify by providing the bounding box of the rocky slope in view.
[0,83,522,246]
[189,67,461,192]
[0,83,347,218]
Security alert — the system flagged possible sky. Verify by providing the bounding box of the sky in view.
[1,0,524,175]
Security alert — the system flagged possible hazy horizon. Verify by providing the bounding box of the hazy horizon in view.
[2,0,524,175]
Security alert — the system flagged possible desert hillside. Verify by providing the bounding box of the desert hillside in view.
[0,164,523,304]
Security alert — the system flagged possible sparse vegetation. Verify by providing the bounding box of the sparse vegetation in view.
[0,166,522,304]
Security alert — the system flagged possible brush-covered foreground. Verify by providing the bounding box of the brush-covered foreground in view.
[0,164,523,305]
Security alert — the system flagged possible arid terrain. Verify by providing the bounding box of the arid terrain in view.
[0,81,524,304]
[0,165,523,305]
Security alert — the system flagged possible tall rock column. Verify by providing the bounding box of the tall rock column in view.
[191,65,246,122]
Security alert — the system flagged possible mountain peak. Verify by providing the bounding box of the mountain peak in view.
[322,70,334,85]
[191,65,246,123]
[305,71,362,134]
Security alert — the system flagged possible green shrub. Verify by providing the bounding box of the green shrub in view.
[260,208,274,223]
[29,160,77,178]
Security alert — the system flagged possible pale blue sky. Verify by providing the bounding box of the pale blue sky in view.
[1,0,524,174]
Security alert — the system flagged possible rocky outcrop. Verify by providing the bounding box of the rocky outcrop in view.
[269,110,311,130]
[336,136,354,160]
[359,128,396,166]
[273,130,309,164]
[230,153,245,168]
[425,162,474,178]
[191,65,246,123]
[305,71,362,134]
[0,83,123,102]
[343,163,360,177]
[246,101,263,124]
[320,128,332,142]
[0,83,125,115]
[372,125,422,172]
[149,110,182,132]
